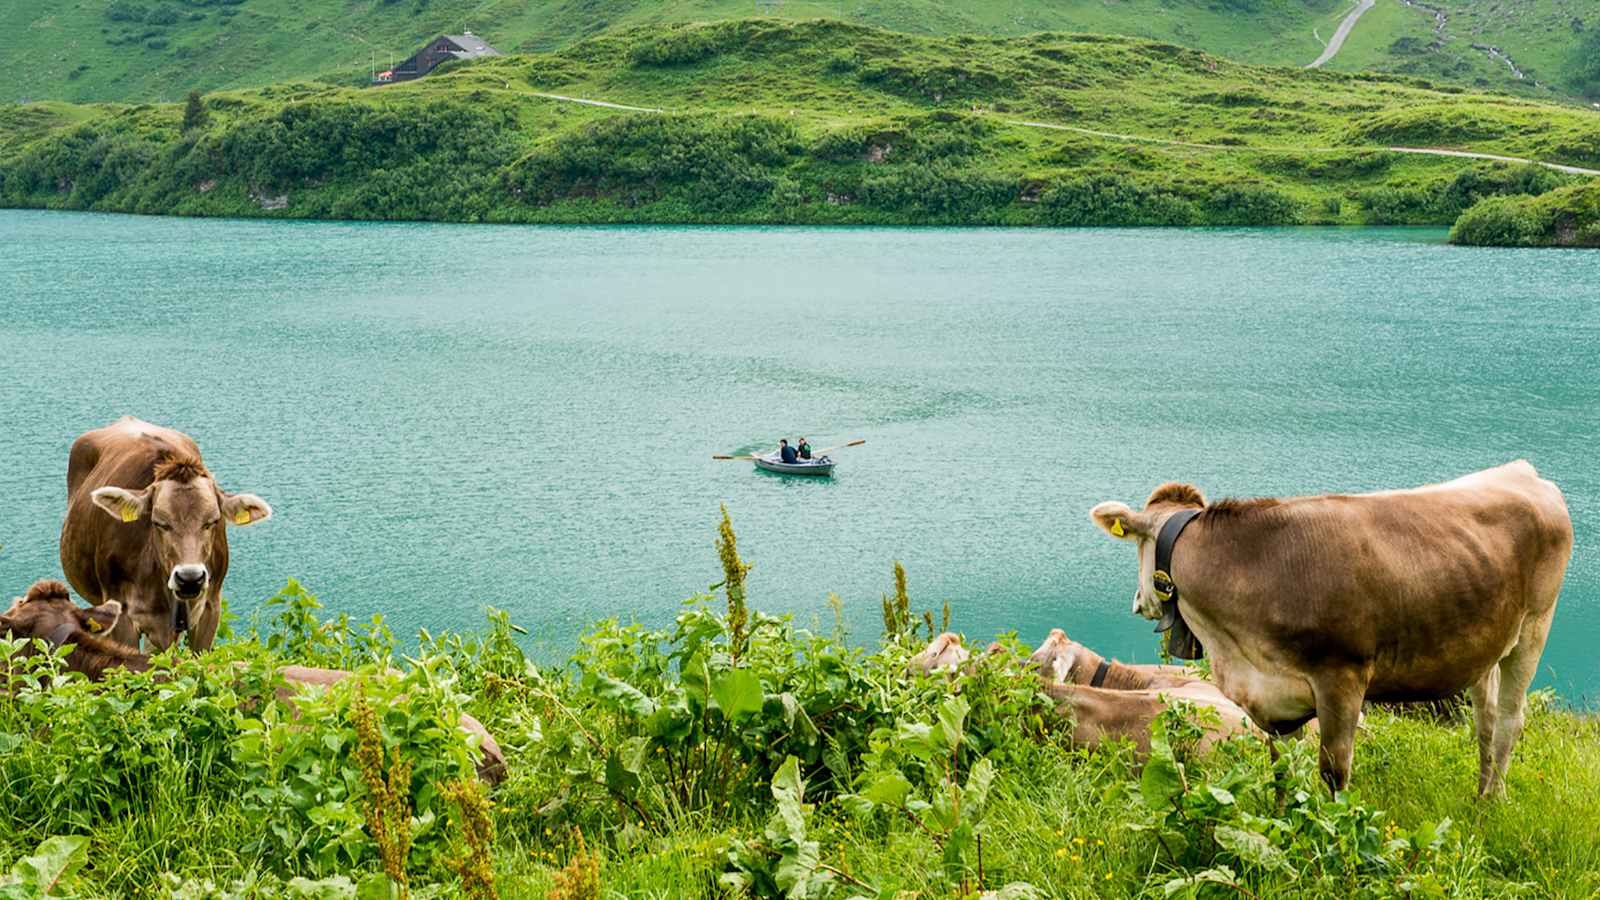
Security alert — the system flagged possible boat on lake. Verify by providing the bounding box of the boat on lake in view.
[753,454,835,477]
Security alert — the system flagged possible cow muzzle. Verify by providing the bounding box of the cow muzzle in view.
[169,565,209,601]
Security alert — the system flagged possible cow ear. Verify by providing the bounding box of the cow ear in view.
[1090,501,1154,540]
[92,486,149,524]
[80,600,122,634]
[220,492,272,527]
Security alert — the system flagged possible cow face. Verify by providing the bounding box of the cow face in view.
[1090,482,1206,621]
[1026,629,1083,682]
[1,580,123,645]
[89,475,271,612]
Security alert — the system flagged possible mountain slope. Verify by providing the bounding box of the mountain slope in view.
[2,19,1595,232]
[3,0,1593,105]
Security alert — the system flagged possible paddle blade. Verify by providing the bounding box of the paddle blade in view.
[712,455,734,460]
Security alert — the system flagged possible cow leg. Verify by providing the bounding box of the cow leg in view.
[1483,609,1555,797]
[1469,667,1500,796]
[1311,672,1366,795]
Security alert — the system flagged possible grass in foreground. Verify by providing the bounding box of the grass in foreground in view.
[0,18,1597,234]
[1,511,1598,898]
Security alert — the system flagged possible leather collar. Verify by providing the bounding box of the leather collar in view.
[1089,658,1111,688]
[1152,508,1203,634]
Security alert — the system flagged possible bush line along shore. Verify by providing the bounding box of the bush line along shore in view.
[1,20,1597,246]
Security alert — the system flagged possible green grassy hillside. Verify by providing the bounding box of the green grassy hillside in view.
[2,19,1597,230]
[4,0,1597,106]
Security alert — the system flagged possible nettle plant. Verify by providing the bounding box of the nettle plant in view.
[232,659,481,877]
[1131,707,1481,898]
[523,597,901,830]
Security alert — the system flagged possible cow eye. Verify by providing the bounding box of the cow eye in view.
[153,521,172,531]
[202,520,218,530]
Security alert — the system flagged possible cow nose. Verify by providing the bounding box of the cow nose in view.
[171,565,208,599]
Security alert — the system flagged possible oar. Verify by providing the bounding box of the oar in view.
[712,454,759,460]
[812,438,865,456]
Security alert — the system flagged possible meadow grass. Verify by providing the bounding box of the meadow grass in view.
[5,0,1591,107]
[1,556,1598,898]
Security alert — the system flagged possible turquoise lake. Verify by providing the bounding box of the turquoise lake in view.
[2,210,1596,699]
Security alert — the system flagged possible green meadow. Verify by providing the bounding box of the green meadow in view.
[6,0,1597,106]
[1,18,1597,237]
[3,513,1598,898]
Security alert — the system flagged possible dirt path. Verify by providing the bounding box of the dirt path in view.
[1307,0,1376,69]
[1009,120,1600,176]
[516,91,1600,178]
[529,92,662,113]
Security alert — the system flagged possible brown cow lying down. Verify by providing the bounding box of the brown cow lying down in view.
[2,580,505,785]
[911,632,1253,756]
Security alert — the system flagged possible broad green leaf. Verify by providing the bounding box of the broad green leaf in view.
[711,668,764,721]
[860,770,912,807]
[354,872,397,900]
[8,835,88,894]
[777,692,820,746]
[775,837,823,898]
[605,750,642,795]
[589,673,658,718]
[1214,825,1292,873]
[772,755,806,803]
[1140,718,1184,810]
[935,696,969,751]
[963,757,996,821]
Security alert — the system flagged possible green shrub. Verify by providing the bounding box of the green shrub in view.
[1449,194,1556,246]
[1040,173,1198,226]
[507,114,800,212]
[627,25,733,67]
[1205,185,1300,225]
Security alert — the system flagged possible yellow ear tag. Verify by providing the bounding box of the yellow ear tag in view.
[120,503,139,523]
[234,508,251,526]
[86,617,102,633]
[1110,518,1125,537]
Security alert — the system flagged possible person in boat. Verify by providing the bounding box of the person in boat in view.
[797,438,812,460]
[779,439,799,464]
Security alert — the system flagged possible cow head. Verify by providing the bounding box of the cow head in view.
[1090,482,1206,621]
[89,453,270,627]
[1026,628,1083,683]
[1,580,124,647]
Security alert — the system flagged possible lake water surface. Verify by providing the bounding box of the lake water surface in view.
[2,211,1596,699]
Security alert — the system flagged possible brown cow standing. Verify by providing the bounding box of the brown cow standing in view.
[60,417,272,651]
[1089,461,1572,795]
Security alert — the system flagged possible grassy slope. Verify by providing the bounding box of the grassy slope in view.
[1,19,1596,230]
[3,0,1593,105]
[1318,0,1592,101]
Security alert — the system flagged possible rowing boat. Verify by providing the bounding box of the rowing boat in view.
[753,455,835,477]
